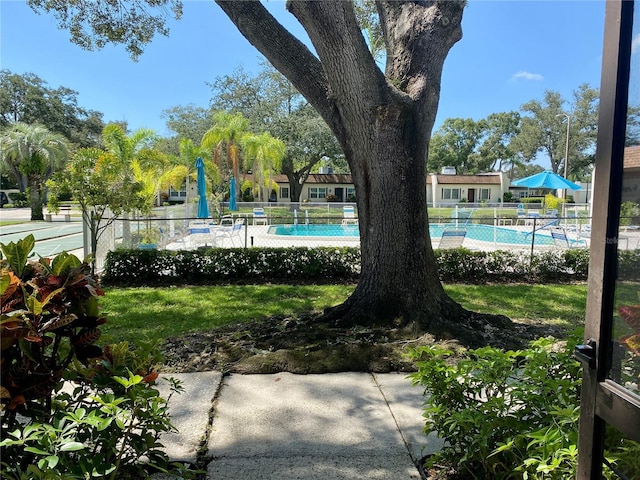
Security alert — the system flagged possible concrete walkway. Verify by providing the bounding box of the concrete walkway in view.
[154,372,442,479]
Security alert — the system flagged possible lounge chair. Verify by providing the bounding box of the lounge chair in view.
[219,215,234,226]
[437,229,466,249]
[214,218,245,247]
[187,221,214,249]
[452,208,474,226]
[253,207,268,225]
[342,205,358,225]
[550,227,586,248]
[515,207,528,226]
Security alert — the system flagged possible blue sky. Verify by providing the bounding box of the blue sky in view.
[1,0,607,139]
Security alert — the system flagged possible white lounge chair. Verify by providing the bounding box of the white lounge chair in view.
[550,227,587,248]
[515,208,528,226]
[437,229,466,249]
[214,218,245,247]
[342,205,358,225]
[253,207,268,225]
[187,223,214,249]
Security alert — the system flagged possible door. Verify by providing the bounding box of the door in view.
[576,1,640,478]
[334,187,344,202]
[467,188,475,203]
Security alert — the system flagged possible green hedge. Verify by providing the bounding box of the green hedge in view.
[101,247,639,286]
[101,247,361,286]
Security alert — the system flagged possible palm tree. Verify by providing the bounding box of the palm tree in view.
[0,122,68,220]
[133,147,188,213]
[201,112,250,201]
[242,132,285,201]
[175,138,220,214]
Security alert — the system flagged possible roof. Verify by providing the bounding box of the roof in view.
[272,174,353,184]
[624,145,640,169]
[427,174,502,185]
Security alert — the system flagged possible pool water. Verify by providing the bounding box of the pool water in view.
[269,224,360,237]
[268,223,554,246]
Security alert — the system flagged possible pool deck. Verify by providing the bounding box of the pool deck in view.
[163,222,629,252]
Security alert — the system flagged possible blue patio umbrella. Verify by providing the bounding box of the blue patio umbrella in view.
[229,176,238,211]
[511,171,582,190]
[195,157,210,218]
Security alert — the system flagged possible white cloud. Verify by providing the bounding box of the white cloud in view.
[511,71,544,82]
[632,34,640,55]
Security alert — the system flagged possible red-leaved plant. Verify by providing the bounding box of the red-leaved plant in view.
[0,234,105,420]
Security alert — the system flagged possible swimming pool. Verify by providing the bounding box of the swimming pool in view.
[268,223,555,246]
[269,224,360,237]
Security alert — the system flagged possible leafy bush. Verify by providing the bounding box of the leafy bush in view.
[408,334,640,479]
[102,246,362,286]
[1,235,106,414]
[8,191,27,207]
[101,246,603,286]
[620,201,640,226]
[411,338,581,480]
[518,197,544,206]
[544,193,563,211]
[0,236,197,479]
[617,249,640,281]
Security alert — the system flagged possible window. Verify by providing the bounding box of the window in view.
[280,187,289,199]
[441,188,460,200]
[310,187,327,199]
[169,187,186,198]
[479,188,491,201]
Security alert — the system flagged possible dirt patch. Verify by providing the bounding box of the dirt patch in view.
[160,311,565,374]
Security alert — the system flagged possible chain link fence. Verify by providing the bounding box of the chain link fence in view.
[88,202,639,272]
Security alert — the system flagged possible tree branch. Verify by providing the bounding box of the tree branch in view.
[215,1,335,126]
[286,1,389,106]
[378,0,463,102]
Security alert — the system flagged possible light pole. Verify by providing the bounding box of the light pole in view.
[556,113,571,201]
[556,113,571,179]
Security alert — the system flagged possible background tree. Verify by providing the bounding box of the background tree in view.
[161,104,212,149]
[46,147,142,271]
[428,118,487,174]
[0,70,104,151]
[477,111,521,173]
[100,123,158,239]
[208,65,343,202]
[242,131,285,201]
[514,84,599,179]
[170,138,217,211]
[201,111,251,202]
[0,122,68,220]
[33,0,511,335]
[133,147,188,213]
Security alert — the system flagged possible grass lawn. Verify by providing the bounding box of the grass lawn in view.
[100,283,589,346]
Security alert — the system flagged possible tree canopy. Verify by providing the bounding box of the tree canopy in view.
[0,70,104,149]
[207,65,343,201]
[0,122,68,219]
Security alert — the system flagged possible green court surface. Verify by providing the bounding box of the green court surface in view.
[0,222,85,258]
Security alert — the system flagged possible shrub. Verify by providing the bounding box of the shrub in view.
[0,235,198,479]
[407,334,640,479]
[519,197,544,206]
[101,247,597,286]
[620,201,640,226]
[544,193,563,211]
[102,246,362,286]
[8,191,27,207]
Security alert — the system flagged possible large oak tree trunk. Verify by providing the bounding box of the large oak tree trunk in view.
[217,0,509,332]
[326,114,464,328]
